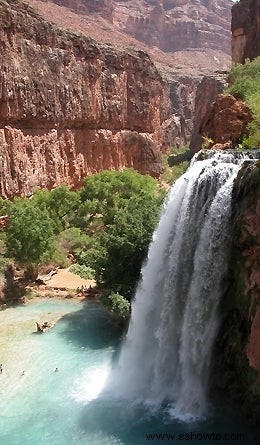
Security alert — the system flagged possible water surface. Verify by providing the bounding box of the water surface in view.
[0,299,255,444]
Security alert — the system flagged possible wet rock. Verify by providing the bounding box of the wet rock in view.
[36,321,55,333]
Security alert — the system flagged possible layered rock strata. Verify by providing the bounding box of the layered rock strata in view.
[0,0,229,198]
[0,0,164,198]
[46,0,231,55]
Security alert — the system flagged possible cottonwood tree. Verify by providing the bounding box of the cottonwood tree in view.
[6,199,55,280]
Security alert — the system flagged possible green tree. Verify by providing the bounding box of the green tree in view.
[32,185,80,233]
[80,169,159,227]
[94,191,160,297]
[5,199,55,279]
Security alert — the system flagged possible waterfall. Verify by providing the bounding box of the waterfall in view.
[108,151,247,420]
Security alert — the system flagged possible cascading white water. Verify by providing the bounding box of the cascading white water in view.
[108,151,247,420]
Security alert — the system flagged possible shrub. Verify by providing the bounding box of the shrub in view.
[70,263,95,280]
[98,291,130,320]
[226,57,260,149]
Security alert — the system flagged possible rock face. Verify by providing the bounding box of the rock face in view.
[0,0,164,198]
[113,0,231,54]
[190,76,228,151]
[198,94,252,150]
[55,0,114,20]
[0,0,230,198]
[232,0,260,63]
[160,73,227,151]
[46,0,231,55]
[212,158,260,424]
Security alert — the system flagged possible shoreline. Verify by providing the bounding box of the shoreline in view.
[0,267,98,310]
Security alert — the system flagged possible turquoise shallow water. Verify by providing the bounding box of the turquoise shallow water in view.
[0,299,255,445]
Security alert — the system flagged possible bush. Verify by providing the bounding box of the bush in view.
[70,263,95,280]
[57,228,91,253]
[226,57,260,149]
[98,291,130,320]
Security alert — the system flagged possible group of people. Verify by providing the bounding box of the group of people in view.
[0,364,58,375]
[76,284,92,293]
[0,365,25,376]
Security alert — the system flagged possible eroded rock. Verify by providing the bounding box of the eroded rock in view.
[198,94,252,150]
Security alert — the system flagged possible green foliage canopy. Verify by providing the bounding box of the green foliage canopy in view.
[5,199,55,266]
[94,191,161,296]
[226,57,260,148]
[32,185,80,233]
[80,169,159,226]
[1,169,162,294]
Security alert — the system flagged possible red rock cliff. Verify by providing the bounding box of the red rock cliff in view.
[197,94,252,150]
[0,0,230,198]
[232,0,260,63]
[0,0,164,198]
[46,0,231,55]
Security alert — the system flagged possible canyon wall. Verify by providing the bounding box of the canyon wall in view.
[212,158,260,425]
[0,0,164,198]
[0,0,229,198]
[48,0,231,55]
[202,0,260,427]
[232,0,260,63]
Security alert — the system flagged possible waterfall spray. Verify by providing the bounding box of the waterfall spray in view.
[108,152,247,420]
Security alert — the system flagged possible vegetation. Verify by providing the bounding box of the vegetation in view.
[98,291,130,320]
[0,151,193,310]
[5,199,55,279]
[0,169,163,309]
[69,264,95,280]
[93,191,161,297]
[160,145,189,186]
[226,57,260,148]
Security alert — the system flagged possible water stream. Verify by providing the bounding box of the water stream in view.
[108,152,250,420]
